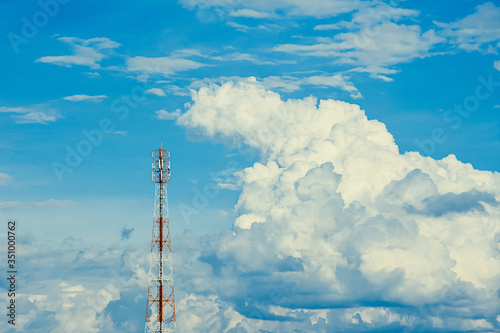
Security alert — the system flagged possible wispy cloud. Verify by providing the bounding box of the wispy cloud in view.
[274,22,443,78]
[194,75,361,98]
[13,112,58,124]
[126,56,205,75]
[348,66,399,82]
[435,2,500,53]
[229,9,272,19]
[36,37,121,68]
[306,74,362,98]
[263,74,363,98]
[63,94,108,102]
[0,199,77,210]
[180,0,362,18]
[260,75,302,92]
[213,52,296,65]
[161,84,191,96]
[314,3,419,31]
[0,106,62,124]
[145,88,166,96]
[84,71,101,78]
[171,48,206,58]
[155,109,181,120]
[226,22,268,32]
[0,173,12,186]
[0,106,31,113]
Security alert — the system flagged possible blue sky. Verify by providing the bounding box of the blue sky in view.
[1,0,500,332]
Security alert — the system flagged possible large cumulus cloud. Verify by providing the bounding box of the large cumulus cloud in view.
[174,77,500,332]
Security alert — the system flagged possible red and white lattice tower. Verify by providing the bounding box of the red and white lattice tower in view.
[145,147,176,333]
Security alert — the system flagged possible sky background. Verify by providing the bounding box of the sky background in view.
[1,0,500,332]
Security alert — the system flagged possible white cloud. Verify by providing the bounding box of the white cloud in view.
[343,307,403,325]
[313,23,342,31]
[274,22,442,77]
[310,6,425,80]
[226,21,268,32]
[126,56,205,75]
[214,52,258,62]
[0,199,77,210]
[229,9,271,18]
[0,106,30,113]
[155,109,181,120]
[213,52,296,65]
[171,48,207,58]
[51,282,120,333]
[177,294,245,332]
[226,22,248,31]
[84,71,101,78]
[348,3,419,26]
[192,75,361,98]
[348,65,399,81]
[314,3,419,30]
[36,37,120,68]
[174,78,500,330]
[261,75,302,92]
[13,112,58,124]
[145,88,166,96]
[180,0,363,18]
[305,74,362,99]
[111,130,128,136]
[16,242,143,333]
[495,60,500,71]
[164,84,191,96]
[0,173,12,186]
[217,209,229,217]
[435,2,500,53]
[0,106,61,124]
[63,94,108,102]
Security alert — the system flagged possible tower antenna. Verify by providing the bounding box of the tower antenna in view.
[145,146,176,333]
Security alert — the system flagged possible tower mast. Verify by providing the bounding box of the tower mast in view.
[145,147,176,333]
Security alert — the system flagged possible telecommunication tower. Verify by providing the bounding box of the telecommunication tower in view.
[145,147,176,333]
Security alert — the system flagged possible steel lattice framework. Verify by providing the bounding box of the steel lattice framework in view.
[145,147,176,333]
